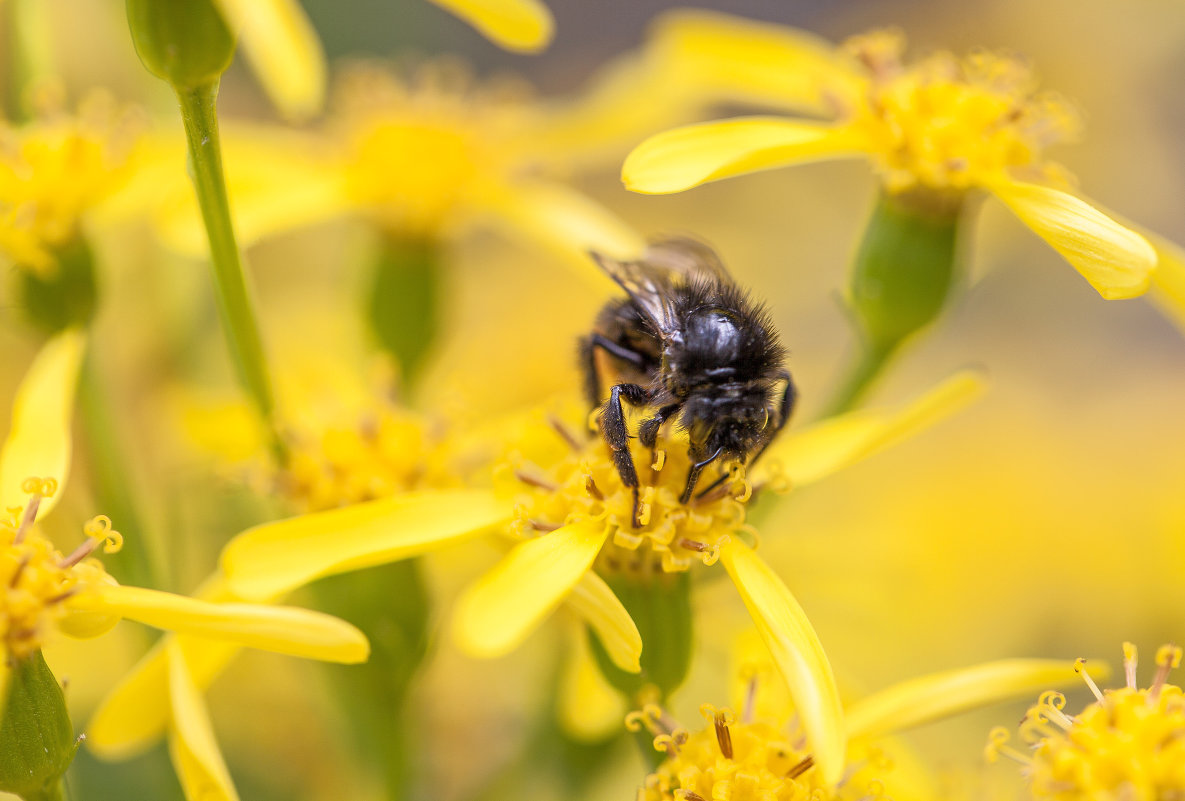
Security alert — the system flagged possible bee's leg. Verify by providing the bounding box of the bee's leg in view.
[748,370,798,468]
[600,382,651,527]
[681,447,723,505]
[638,403,681,449]
[582,334,649,408]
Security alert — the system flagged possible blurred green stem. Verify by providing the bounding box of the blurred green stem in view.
[175,81,282,459]
[366,237,442,394]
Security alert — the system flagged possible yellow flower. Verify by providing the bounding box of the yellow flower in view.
[623,13,1156,300]
[218,370,982,784]
[636,631,1109,801]
[0,333,369,801]
[0,92,141,275]
[988,643,1185,800]
[151,54,710,275]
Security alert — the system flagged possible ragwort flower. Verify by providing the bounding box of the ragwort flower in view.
[988,643,1185,800]
[219,371,982,783]
[0,333,369,801]
[623,13,1156,300]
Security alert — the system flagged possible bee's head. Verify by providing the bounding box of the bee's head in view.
[684,389,774,463]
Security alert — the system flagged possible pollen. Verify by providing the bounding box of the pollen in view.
[1,479,116,660]
[498,412,785,575]
[274,402,463,513]
[636,703,886,801]
[839,30,1080,197]
[0,89,141,274]
[332,61,530,234]
[988,643,1185,800]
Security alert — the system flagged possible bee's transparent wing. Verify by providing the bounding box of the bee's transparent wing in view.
[589,238,733,338]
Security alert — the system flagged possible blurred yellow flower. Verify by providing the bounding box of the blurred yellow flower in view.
[0,92,140,276]
[636,631,1106,801]
[152,55,712,274]
[624,13,1156,300]
[219,370,982,784]
[988,643,1185,800]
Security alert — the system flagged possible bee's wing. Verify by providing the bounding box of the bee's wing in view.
[590,238,733,338]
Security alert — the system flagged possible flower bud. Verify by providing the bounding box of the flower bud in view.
[125,0,236,90]
[0,651,77,800]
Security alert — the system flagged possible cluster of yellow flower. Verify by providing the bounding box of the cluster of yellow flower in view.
[0,2,1182,801]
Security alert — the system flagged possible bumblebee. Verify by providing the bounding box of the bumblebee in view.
[581,238,796,526]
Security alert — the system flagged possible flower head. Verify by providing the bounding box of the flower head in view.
[0,92,140,275]
[988,643,1185,800]
[624,13,1156,299]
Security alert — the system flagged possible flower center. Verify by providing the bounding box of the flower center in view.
[500,412,783,575]
[276,405,460,512]
[988,644,1185,800]
[1,478,120,659]
[840,30,1079,195]
[335,63,527,234]
[635,703,887,801]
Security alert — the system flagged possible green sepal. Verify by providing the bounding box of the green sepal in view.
[0,651,77,801]
[17,235,97,336]
[588,571,693,706]
[366,237,442,392]
[125,0,235,90]
[828,190,964,413]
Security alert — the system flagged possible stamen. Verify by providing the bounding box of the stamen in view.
[1035,690,1074,729]
[59,539,99,568]
[714,711,734,759]
[787,755,814,779]
[679,538,707,553]
[985,726,1032,766]
[584,475,604,501]
[547,415,584,451]
[741,673,758,724]
[653,730,688,757]
[651,449,666,471]
[1123,641,1138,690]
[83,515,123,553]
[528,519,560,532]
[1149,644,1182,702]
[9,554,30,587]
[675,792,706,801]
[1074,659,1104,702]
[514,470,558,492]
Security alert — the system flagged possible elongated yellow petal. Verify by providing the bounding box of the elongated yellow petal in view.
[87,635,240,760]
[646,9,865,115]
[565,571,642,673]
[213,0,325,120]
[623,117,867,195]
[989,180,1156,299]
[166,643,240,801]
[845,658,1111,742]
[557,627,628,742]
[452,522,608,658]
[222,489,510,600]
[0,328,85,515]
[756,369,984,488]
[473,180,646,283]
[86,585,369,663]
[720,539,844,785]
[1144,231,1185,332]
[428,0,554,53]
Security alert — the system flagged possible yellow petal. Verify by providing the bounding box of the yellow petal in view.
[166,643,241,801]
[472,181,646,283]
[88,635,240,760]
[212,0,326,120]
[720,539,845,785]
[623,117,867,195]
[757,369,984,488]
[845,658,1111,742]
[427,0,554,53]
[85,585,369,663]
[0,328,86,515]
[452,521,608,658]
[222,489,510,600]
[646,9,864,115]
[564,571,642,673]
[989,180,1156,300]
[556,627,627,742]
[1144,231,1185,332]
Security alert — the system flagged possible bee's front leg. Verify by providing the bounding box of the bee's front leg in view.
[599,382,651,527]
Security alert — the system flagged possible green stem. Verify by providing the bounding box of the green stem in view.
[24,782,65,801]
[820,339,897,417]
[175,81,282,459]
[366,237,443,394]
